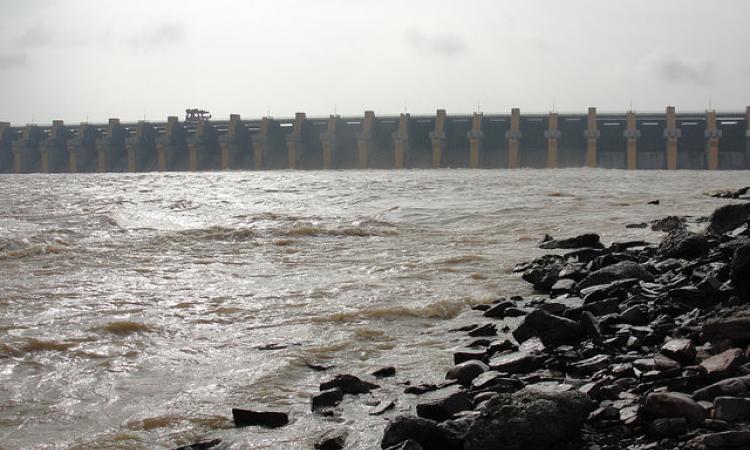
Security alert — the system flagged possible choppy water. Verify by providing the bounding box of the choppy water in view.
[0,169,747,449]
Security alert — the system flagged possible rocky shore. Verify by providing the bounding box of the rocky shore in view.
[181,187,750,450]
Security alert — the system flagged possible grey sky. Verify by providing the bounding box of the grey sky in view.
[1,0,748,125]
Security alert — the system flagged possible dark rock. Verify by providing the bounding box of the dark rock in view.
[502,307,526,317]
[648,199,661,205]
[232,407,289,428]
[453,349,487,364]
[714,396,750,422]
[620,304,650,325]
[373,366,396,378]
[626,222,649,229]
[315,428,348,450]
[488,351,545,374]
[404,384,438,395]
[467,323,497,337]
[538,233,603,250]
[657,230,710,259]
[513,309,583,347]
[660,338,697,365]
[173,439,222,450]
[383,440,424,450]
[470,371,524,393]
[320,374,379,394]
[311,388,344,411]
[654,353,682,371]
[466,338,491,348]
[708,202,750,235]
[381,416,459,450]
[700,348,744,378]
[731,243,750,300]
[370,399,396,415]
[416,385,472,422]
[651,215,686,232]
[578,311,601,338]
[463,389,593,450]
[578,261,653,290]
[551,279,576,296]
[640,392,707,425]
[645,417,688,439]
[483,301,515,318]
[486,339,517,355]
[688,431,750,449]
[693,376,750,401]
[703,314,750,344]
[445,360,489,386]
[569,354,610,376]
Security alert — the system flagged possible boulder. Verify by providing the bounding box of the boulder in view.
[415,385,472,422]
[708,203,750,235]
[703,314,750,344]
[714,396,750,422]
[693,376,750,401]
[232,407,289,428]
[483,301,515,318]
[577,261,653,290]
[513,309,583,347]
[731,243,750,300]
[538,233,604,250]
[651,216,686,232]
[640,392,707,425]
[645,417,688,439]
[657,230,710,260]
[446,360,489,386]
[463,389,593,450]
[700,348,743,378]
[320,374,379,394]
[578,311,601,338]
[381,416,460,450]
[687,431,750,449]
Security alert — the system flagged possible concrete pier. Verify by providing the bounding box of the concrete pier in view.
[1,106,749,173]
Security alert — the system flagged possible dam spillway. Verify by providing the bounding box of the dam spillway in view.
[1,106,749,174]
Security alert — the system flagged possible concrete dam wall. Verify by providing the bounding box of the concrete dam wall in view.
[1,106,749,174]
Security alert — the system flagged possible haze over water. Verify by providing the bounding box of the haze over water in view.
[0,169,747,448]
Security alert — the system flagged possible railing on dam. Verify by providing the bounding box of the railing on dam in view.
[1,106,749,173]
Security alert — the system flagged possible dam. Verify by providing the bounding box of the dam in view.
[1,106,749,173]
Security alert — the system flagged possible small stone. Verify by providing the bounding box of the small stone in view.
[578,311,601,338]
[660,338,696,365]
[700,348,743,378]
[404,384,437,395]
[380,416,451,450]
[640,392,707,425]
[232,407,289,428]
[550,279,576,296]
[312,388,344,411]
[488,351,545,374]
[569,354,610,376]
[620,304,650,325]
[645,417,688,439]
[471,371,524,393]
[468,323,497,337]
[315,428,348,450]
[538,233,603,250]
[453,349,487,364]
[483,301,515,318]
[320,374,379,394]
[369,399,396,415]
[173,439,222,450]
[373,366,397,378]
[513,309,583,347]
[446,360,489,386]
[654,353,682,371]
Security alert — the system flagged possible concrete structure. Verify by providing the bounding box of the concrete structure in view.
[1,106,748,174]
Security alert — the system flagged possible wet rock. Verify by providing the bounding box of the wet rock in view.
[620,304,650,325]
[483,301,515,318]
[467,323,497,337]
[463,389,593,450]
[640,392,707,425]
[687,431,750,449]
[645,417,688,439]
[578,261,654,290]
[232,407,289,428]
[651,216,686,232]
[315,428,348,450]
[502,307,526,317]
[550,279,576,296]
[312,388,344,411]
[174,439,222,450]
[404,384,438,395]
[714,396,750,422]
[693,376,750,401]
[488,351,545,374]
[708,202,750,235]
[700,348,743,378]
[660,338,697,365]
[657,230,710,259]
[373,366,396,378]
[731,243,750,300]
[445,360,489,386]
[626,222,649,229]
[437,417,474,448]
[416,385,472,422]
[539,233,604,250]
[320,374,379,394]
[381,416,459,450]
[703,314,750,344]
[369,398,396,415]
[569,354,610,376]
[470,371,524,393]
[453,349,487,364]
[578,311,601,338]
[384,440,424,450]
[513,309,583,347]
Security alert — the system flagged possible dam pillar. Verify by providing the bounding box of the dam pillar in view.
[664,106,681,170]
[429,109,447,168]
[320,115,338,170]
[467,113,483,169]
[286,112,306,169]
[67,124,97,173]
[96,118,127,172]
[625,111,640,169]
[252,117,271,169]
[0,122,13,173]
[584,107,599,168]
[12,125,42,173]
[393,113,410,169]
[544,112,560,168]
[505,108,521,168]
[40,120,67,173]
[705,110,721,170]
[126,122,156,172]
[155,116,185,171]
[747,106,750,169]
[356,111,376,169]
[218,114,246,170]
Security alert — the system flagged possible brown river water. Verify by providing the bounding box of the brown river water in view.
[0,169,747,449]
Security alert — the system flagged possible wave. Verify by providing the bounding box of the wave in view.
[100,321,150,336]
[311,297,487,323]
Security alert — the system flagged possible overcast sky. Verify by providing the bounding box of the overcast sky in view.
[1,0,748,125]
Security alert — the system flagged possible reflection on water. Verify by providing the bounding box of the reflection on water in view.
[0,169,746,448]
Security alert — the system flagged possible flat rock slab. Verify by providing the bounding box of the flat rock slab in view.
[489,351,545,374]
[416,385,472,422]
[320,374,379,394]
[640,392,706,425]
[232,407,289,428]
